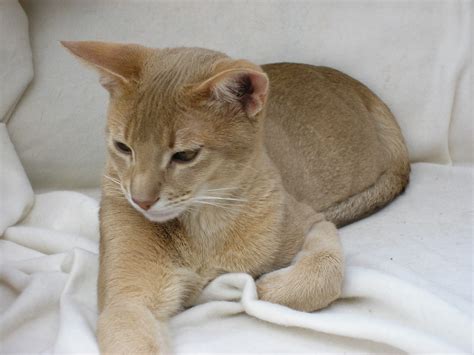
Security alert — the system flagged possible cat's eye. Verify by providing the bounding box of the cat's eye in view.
[171,149,200,163]
[114,140,132,155]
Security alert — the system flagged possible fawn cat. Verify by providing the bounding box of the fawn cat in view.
[62,41,409,354]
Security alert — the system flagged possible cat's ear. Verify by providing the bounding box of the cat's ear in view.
[61,41,149,95]
[193,61,269,118]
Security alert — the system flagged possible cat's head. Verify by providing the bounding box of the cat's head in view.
[62,41,269,222]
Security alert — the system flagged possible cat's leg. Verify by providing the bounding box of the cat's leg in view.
[97,199,195,354]
[256,219,344,312]
[97,243,195,355]
[97,301,170,355]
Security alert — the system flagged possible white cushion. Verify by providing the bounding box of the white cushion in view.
[0,1,34,233]
[0,124,34,234]
[7,0,472,189]
[0,0,33,123]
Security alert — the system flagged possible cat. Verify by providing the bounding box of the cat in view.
[62,41,410,354]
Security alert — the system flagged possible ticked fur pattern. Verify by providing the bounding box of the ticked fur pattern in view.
[62,41,409,354]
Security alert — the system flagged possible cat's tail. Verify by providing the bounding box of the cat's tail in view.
[323,101,410,228]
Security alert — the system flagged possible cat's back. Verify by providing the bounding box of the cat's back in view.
[262,63,409,224]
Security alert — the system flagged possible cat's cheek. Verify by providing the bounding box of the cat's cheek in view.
[108,155,132,191]
[169,158,208,187]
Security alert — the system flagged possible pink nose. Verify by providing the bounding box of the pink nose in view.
[132,197,159,211]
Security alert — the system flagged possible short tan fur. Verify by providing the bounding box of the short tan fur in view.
[62,41,409,354]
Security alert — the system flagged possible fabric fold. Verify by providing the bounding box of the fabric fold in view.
[1,166,472,353]
[0,124,34,235]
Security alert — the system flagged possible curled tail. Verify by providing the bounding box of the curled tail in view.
[323,102,410,227]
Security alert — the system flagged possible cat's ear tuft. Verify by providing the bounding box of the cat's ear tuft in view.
[194,61,269,117]
[61,40,149,95]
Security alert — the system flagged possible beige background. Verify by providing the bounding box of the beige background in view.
[7,0,473,190]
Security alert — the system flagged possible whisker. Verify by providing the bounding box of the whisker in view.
[106,186,123,192]
[104,189,123,197]
[205,187,239,192]
[195,196,247,203]
[104,188,124,195]
[190,201,245,214]
[191,200,234,209]
[103,175,121,186]
[192,201,246,209]
[185,206,199,214]
[103,174,119,181]
[104,185,121,191]
[199,192,241,198]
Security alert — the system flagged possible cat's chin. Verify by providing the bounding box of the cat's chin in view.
[142,208,185,223]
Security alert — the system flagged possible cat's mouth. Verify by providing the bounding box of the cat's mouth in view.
[126,194,188,223]
[142,206,186,223]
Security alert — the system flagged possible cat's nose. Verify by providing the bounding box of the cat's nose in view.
[132,196,159,211]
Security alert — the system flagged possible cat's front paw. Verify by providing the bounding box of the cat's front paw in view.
[256,266,303,310]
[97,304,170,355]
[100,339,161,355]
[256,253,343,312]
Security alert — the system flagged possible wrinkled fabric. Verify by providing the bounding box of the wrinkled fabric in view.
[0,124,34,235]
[1,164,472,353]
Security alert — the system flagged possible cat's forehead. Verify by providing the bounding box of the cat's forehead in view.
[122,104,183,147]
[114,93,210,151]
[141,47,226,90]
[110,47,227,145]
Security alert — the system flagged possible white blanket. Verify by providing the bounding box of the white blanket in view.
[1,152,472,353]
